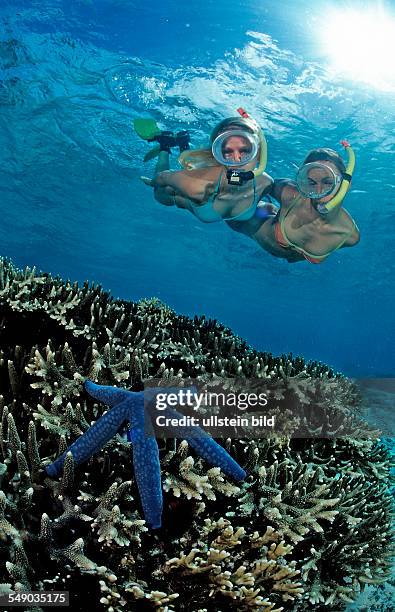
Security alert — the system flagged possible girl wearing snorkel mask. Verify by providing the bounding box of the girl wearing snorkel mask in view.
[228,145,360,263]
[137,109,273,223]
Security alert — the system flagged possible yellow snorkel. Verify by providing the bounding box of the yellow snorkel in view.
[236,107,267,177]
[316,140,355,214]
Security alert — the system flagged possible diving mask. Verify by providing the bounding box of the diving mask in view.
[296,162,342,200]
[211,130,259,167]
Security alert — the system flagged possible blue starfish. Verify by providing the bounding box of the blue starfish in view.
[46,380,246,529]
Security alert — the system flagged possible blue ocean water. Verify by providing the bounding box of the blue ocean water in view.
[0,0,394,380]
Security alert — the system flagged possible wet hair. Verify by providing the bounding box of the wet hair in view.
[179,116,261,170]
[303,148,346,176]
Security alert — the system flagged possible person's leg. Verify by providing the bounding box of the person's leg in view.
[154,151,170,178]
[152,131,190,205]
[140,151,174,205]
[152,151,177,206]
[140,132,175,204]
[142,130,190,206]
[154,150,170,177]
[140,140,172,188]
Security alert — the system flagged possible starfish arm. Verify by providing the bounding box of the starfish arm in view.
[128,430,163,529]
[157,407,246,481]
[45,398,134,477]
[84,379,135,406]
[126,405,163,529]
[186,436,246,481]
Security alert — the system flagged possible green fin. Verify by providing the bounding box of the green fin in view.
[143,146,161,162]
[133,118,161,141]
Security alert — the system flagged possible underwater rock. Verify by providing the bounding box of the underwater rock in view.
[0,257,393,611]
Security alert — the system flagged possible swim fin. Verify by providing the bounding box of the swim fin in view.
[133,118,161,141]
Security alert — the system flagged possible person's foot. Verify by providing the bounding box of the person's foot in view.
[149,131,177,152]
[175,130,190,152]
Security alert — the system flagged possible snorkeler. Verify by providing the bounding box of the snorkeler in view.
[227,144,360,263]
[135,109,273,222]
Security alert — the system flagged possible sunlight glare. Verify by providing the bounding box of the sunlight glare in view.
[321,6,395,91]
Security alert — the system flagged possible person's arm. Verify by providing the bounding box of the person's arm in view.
[152,183,193,210]
[152,170,197,210]
[140,149,179,207]
[343,223,360,247]
[140,168,196,208]
[267,178,295,204]
[154,169,213,203]
[225,176,279,237]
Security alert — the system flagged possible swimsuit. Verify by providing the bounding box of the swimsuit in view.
[274,197,358,264]
[190,172,261,223]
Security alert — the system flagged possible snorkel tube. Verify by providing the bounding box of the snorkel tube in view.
[316,140,355,214]
[236,107,267,177]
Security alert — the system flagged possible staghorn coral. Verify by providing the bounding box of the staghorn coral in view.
[164,519,304,610]
[0,257,393,611]
[162,440,243,502]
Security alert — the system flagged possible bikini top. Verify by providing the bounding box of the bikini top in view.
[275,195,358,264]
[189,171,261,223]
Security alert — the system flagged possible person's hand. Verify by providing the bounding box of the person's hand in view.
[163,186,190,209]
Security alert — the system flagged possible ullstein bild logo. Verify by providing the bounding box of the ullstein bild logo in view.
[155,413,275,428]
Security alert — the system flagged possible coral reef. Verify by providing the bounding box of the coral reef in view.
[0,257,393,611]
